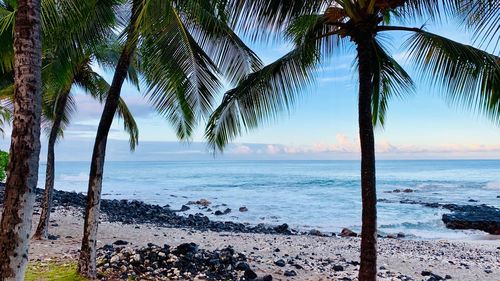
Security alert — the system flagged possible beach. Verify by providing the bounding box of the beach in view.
[0,159,497,280]
[26,205,499,281]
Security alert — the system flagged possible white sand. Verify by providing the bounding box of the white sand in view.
[25,207,499,281]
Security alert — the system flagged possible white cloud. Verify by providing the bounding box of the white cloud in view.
[266,144,281,154]
[317,75,352,83]
[228,144,253,154]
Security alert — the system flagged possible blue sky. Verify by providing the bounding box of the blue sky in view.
[1,17,499,161]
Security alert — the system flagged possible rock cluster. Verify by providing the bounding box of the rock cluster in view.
[0,186,297,235]
[398,199,500,235]
[97,242,272,281]
[441,204,500,235]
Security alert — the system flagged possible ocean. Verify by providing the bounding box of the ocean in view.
[41,160,500,239]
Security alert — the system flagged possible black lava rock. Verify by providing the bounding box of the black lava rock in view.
[235,262,250,271]
[333,265,344,271]
[274,259,286,267]
[97,243,250,281]
[0,186,300,236]
[284,270,297,277]
[274,223,291,234]
[244,268,258,279]
[112,240,129,246]
[441,204,500,235]
[174,242,198,255]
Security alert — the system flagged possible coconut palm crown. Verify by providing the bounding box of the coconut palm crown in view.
[206,1,500,280]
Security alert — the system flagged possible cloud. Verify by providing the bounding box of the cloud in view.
[225,135,500,158]
[317,75,352,84]
[72,94,154,120]
[266,144,281,154]
[228,144,253,154]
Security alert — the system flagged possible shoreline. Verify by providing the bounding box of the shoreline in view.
[27,207,499,280]
[0,186,499,280]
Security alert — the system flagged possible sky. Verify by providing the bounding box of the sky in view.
[0,17,499,161]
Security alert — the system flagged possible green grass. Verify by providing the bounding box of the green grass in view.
[25,261,89,281]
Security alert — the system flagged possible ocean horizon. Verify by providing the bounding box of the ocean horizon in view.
[41,159,500,240]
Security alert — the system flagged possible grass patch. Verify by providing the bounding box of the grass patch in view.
[25,261,89,281]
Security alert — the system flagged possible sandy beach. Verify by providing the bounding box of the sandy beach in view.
[27,207,499,281]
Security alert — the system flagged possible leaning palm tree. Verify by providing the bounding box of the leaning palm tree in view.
[32,45,139,240]
[206,1,500,280]
[77,0,261,277]
[0,0,124,279]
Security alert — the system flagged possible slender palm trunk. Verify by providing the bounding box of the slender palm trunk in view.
[0,0,43,280]
[33,90,70,239]
[77,1,139,278]
[355,34,378,281]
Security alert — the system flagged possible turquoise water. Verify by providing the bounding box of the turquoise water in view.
[40,160,500,239]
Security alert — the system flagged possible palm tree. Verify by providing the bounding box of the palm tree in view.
[206,1,500,280]
[77,0,261,277]
[32,46,140,240]
[0,0,42,278]
[0,0,125,279]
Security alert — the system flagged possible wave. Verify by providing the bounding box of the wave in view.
[484,181,500,190]
[59,172,87,181]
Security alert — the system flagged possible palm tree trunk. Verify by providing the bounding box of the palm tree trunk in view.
[77,1,139,278]
[355,34,378,281]
[33,90,70,240]
[0,0,43,280]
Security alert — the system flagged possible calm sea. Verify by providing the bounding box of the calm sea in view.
[40,160,500,239]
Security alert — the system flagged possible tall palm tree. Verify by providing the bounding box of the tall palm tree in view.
[32,46,140,240]
[1,2,140,239]
[0,0,42,279]
[206,1,500,280]
[77,0,261,277]
[0,0,125,279]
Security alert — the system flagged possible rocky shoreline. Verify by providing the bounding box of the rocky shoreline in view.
[26,209,499,281]
[0,184,498,280]
[0,185,295,235]
[1,185,498,236]
[394,198,500,235]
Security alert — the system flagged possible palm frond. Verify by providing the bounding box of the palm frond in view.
[455,0,500,53]
[0,4,14,73]
[140,1,222,139]
[42,0,124,60]
[116,97,139,150]
[372,39,415,126]
[175,0,263,85]
[92,38,142,90]
[391,0,456,21]
[74,66,110,102]
[205,41,321,151]
[226,0,326,41]
[286,13,344,57]
[41,88,75,141]
[405,30,500,123]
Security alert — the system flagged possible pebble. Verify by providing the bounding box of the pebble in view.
[274,259,286,267]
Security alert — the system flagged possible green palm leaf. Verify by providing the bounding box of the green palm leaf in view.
[140,1,222,139]
[372,40,415,126]
[226,0,325,40]
[175,0,263,84]
[405,30,500,122]
[205,41,321,150]
[455,0,500,52]
[116,97,139,150]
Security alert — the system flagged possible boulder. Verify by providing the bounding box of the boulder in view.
[442,204,500,235]
[340,228,357,237]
